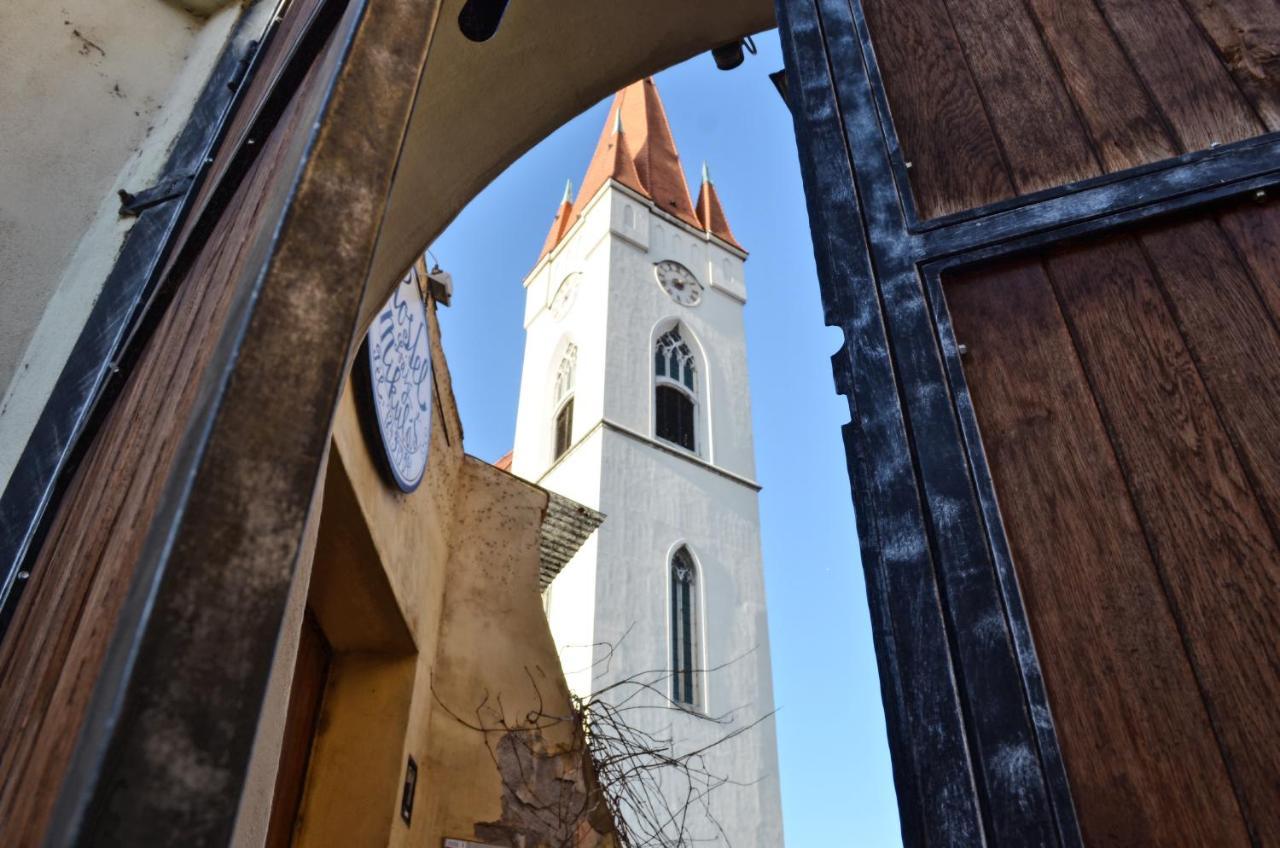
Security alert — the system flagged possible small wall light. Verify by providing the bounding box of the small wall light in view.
[711,35,757,71]
[427,266,453,307]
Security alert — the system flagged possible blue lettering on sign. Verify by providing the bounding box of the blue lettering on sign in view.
[366,267,432,491]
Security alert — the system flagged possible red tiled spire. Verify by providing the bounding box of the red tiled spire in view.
[538,77,706,261]
[574,104,645,215]
[539,179,576,258]
[695,162,744,252]
[605,77,700,228]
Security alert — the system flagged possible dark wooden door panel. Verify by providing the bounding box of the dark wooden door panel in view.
[940,0,1098,194]
[1092,0,1263,152]
[1140,218,1280,533]
[860,0,1012,218]
[861,0,1278,219]
[1218,199,1280,330]
[1046,235,1280,843]
[1022,0,1177,173]
[1182,0,1280,130]
[945,258,1250,847]
[780,0,1280,843]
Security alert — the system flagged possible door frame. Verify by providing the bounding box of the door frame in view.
[41,0,434,842]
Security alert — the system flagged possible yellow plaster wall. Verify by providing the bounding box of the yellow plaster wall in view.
[421,457,615,848]
[235,273,462,845]
[295,651,418,846]
[237,269,613,846]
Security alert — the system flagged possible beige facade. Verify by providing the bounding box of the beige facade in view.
[233,262,614,847]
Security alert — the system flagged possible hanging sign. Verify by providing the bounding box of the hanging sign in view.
[364,266,432,492]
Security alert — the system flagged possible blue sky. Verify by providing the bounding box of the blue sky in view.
[431,30,902,847]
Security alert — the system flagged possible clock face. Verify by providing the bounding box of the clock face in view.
[654,259,703,306]
[550,272,579,320]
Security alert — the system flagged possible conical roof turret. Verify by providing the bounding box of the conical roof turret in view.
[539,179,576,258]
[695,162,743,251]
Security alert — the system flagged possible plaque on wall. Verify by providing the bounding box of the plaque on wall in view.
[361,266,432,492]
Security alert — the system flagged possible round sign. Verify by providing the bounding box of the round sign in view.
[366,268,432,491]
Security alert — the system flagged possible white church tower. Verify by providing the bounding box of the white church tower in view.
[508,77,783,846]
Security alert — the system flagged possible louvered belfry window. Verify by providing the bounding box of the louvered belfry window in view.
[670,547,699,707]
[654,328,696,451]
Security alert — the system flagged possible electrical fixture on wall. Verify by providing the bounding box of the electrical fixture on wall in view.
[427,264,453,306]
[711,35,757,71]
[423,249,453,306]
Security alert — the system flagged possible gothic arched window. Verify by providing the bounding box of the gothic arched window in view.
[654,327,696,451]
[670,547,699,707]
[553,344,576,460]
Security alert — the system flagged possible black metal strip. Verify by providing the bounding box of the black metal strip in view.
[814,0,1071,842]
[921,147,1280,274]
[777,2,986,845]
[846,0,920,228]
[922,139,1280,271]
[920,266,1083,845]
[113,0,349,367]
[0,4,280,639]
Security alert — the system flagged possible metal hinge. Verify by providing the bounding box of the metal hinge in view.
[226,39,259,92]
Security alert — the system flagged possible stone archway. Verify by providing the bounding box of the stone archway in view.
[10,1,775,844]
[364,0,775,329]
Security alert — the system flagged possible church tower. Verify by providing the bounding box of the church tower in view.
[509,78,783,846]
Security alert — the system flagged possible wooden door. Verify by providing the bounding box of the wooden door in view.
[266,610,332,848]
[779,0,1280,844]
[946,199,1280,845]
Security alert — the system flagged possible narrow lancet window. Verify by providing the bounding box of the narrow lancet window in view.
[553,344,576,460]
[655,328,696,451]
[670,547,699,707]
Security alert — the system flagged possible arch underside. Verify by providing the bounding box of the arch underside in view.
[362,0,776,328]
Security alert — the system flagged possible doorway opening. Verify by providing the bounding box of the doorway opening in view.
[426,43,901,847]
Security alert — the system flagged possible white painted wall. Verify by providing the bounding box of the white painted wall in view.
[0,0,273,486]
[592,428,782,846]
[515,180,783,846]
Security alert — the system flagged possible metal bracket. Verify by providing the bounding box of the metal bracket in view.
[117,173,195,217]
